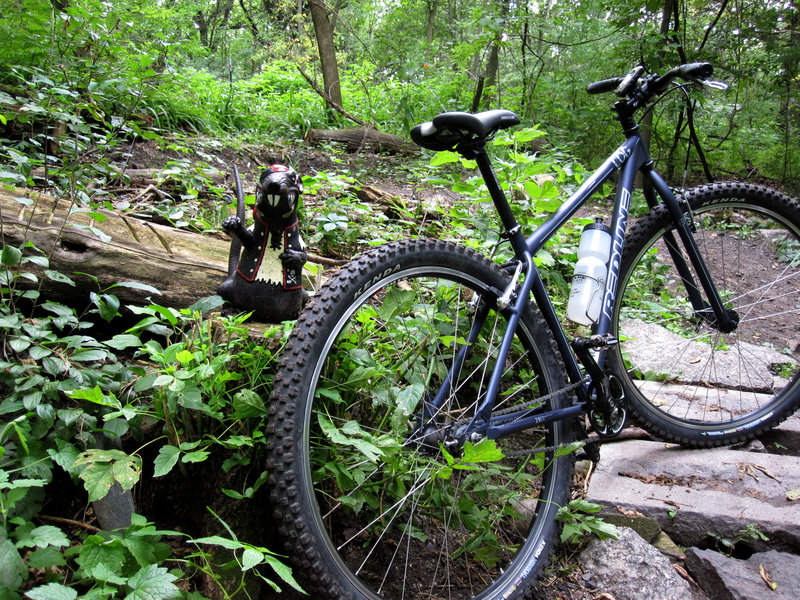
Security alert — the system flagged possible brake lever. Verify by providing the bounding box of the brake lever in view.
[701,79,729,90]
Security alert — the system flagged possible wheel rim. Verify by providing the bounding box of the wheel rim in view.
[615,200,800,432]
[300,265,567,599]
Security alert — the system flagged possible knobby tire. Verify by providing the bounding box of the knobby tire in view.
[609,182,800,446]
[266,238,575,600]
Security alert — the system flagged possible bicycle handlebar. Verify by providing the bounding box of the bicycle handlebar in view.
[586,62,715,97]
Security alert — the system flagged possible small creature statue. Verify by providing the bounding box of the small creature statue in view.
[217,164,307,322]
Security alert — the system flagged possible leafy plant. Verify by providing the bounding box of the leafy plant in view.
[706,523,769,557]
[0,236,297,597]
[556,499,620,544]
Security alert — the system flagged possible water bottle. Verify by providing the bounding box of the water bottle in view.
[566,219,611,326]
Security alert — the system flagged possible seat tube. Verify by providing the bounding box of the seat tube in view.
[473,148,528,255]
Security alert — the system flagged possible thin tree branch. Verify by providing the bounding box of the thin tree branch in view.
[699,0,730,52]
[296,65,370,127]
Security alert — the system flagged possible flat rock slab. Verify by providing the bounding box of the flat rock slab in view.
[685,548,800,600]
[586,439,800,550]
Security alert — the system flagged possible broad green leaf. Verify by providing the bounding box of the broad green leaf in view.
[24,583,77,600]
[586,517,620,540]
[105,334,142,350]
[16,525,70,549]
[73,450,142,501]
[76,461,117,502]
[568,498,603,514]
[9,337,31,353]
[153,445,180,477]
[97,293,120,323]
[0,538,27,589]
[177,384,204,410]
[44,270,76,286]
[461,439,504,463]
[262,553,305,593]
[26,546,67,569]
[191,535,244,550]
[41,302,74,317]
[394,383,424,416]
[68,386,121,409]
[174,349,194,365]
[124,564,181,600]
[241,547,263,571]
[112,456,142,490]
[232,389,266,418]
[102,417,129,438]
[430,151,460,166]
[113,281,162,295]
[187,295,224,313]
[29,345,53,360]
[513,127,546,143]
[47,440,80,472]
[88,562,127,585]
[1,245,22,266]
[77,535,127,573]
[555,440,585,458]
[71,349,109,362]
[181,450,210,464]
[22,255,49,268]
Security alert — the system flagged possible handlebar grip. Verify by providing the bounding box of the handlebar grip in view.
[586,77,623,95]
[676,62,714,80]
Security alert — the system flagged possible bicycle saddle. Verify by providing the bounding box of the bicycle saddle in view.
[411,109,521,152]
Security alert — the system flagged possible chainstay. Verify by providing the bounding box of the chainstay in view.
[444,379,587,457]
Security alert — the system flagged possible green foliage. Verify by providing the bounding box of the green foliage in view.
[0,239,297,597]
[190,509,304,595]
[706,523,769,557]
[556,499,620,544]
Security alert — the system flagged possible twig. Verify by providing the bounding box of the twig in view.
[307,253,348,267]
[38,514,101,532]
[131,184,165,202]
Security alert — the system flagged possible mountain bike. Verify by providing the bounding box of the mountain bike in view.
[265,62,800,600]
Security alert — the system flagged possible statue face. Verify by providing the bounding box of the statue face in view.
[256,164,302,219]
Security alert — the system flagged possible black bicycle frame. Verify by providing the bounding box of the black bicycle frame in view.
[442,128,731,442]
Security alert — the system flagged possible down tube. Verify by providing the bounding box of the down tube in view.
[595,142,648,340]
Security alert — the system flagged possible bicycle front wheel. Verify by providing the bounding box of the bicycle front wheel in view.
[609,182,800,446]
[267,238,574,600]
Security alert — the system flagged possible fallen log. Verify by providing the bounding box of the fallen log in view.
[1,187,230,308]
[305,127,418,155]
[31,167,227,190]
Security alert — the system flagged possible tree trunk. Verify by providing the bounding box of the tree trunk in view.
[308,0,343,108]
[1,187,230,308]
[478,0,509,111]
[425,0,438,47]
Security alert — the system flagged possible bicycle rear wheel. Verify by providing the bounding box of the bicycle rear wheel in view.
[267,238,574,600]
[609,182,800,446]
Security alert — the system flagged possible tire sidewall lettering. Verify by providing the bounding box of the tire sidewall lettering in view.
[353,264,401,299]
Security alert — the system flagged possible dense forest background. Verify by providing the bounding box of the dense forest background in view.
[1,0,799,186]
[0,1,798,599]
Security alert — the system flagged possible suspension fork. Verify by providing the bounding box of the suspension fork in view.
[644,167,739,332]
